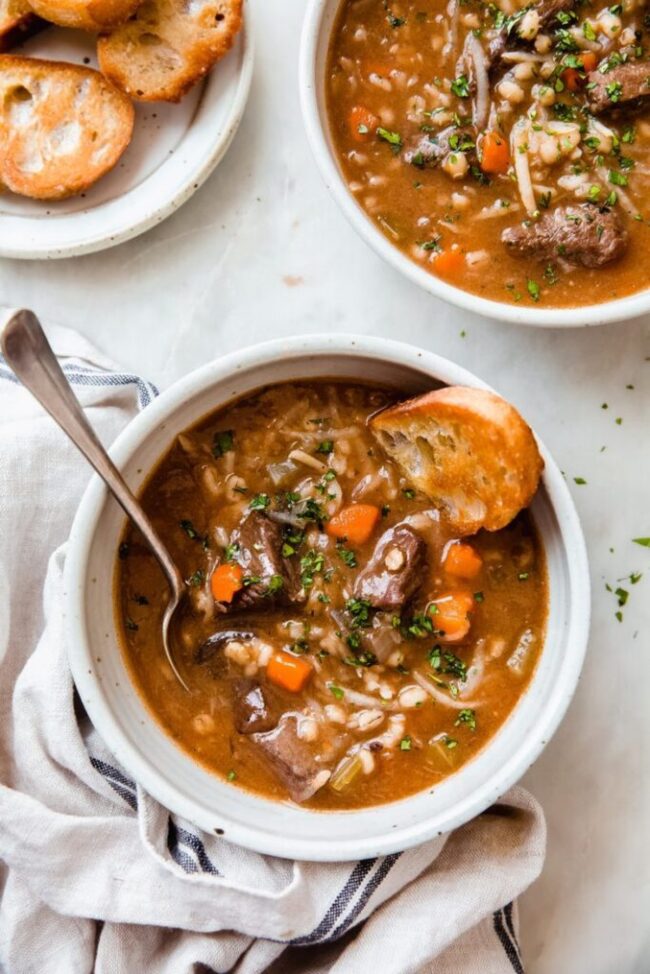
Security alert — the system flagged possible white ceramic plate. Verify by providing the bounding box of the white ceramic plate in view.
[65,334,591,861]
[0,14,253,259]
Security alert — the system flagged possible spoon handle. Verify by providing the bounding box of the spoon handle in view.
[0,308,183,594]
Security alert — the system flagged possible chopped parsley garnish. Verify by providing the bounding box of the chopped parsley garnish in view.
[527,279,541,302]
[318,593,331,603]
[451,74,470,98]
[346,648,378,667]
[345,597,373,627]
[429,646,468,681]
[316,439,334,454]
[454,708,477,731]
[300,549,325,587]
[609,170,628,187]
[212,429,234,458]
[224,542,240,562]
[400,736,413,751]
[583,20,596,40]
[337,547,358,568]
[227,770,237,781]
[474,591,484,603]
[290,638,310,655]
[402,488,416,499]
[377,127,403,150]
[297,498,329,525]
[574,476,587,485]
[633,537,650,547]
[242,575,261,587]
[444,736,458,750]
[249,493,270,511]
[518,571,530,581]
[267,574,284,594]
[281,528,304,558]
[328,683,345,700]
[606,81,623,103]
[180,519,199,539]
[187,569,205,587]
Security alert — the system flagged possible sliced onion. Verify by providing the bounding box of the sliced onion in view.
[412,670,480,710]
[511,120,536,215]
[466,33,489,131]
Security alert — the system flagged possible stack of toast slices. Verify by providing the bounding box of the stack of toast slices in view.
[0,0,242,201]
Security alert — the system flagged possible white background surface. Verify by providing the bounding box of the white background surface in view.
[0,1,648,971]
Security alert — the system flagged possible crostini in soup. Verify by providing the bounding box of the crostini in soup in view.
[116,381,548,809]
[326,0,650,307]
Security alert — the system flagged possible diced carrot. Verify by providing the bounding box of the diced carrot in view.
[479,129,510,174]
[561,67,581,91]
[431,248,466,279]
[210,563,243,603]
[562,54,598,91]
[326,504,380,545]
[429,590,474,643]
[267,650,313,693]
[443,542,483,579]
[348,105,379,142]
[579,51,598,73]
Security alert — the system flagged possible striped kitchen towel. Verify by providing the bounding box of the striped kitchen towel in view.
[0,324,546,974]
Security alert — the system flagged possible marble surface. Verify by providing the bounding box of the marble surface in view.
[1,1,649,970]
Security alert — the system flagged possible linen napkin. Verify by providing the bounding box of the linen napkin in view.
[0,324,546,974]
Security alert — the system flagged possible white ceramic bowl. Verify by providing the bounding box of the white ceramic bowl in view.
[299,0,650,327]
[65,334,590,861]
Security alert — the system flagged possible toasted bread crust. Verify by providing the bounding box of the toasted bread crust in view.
[27,0,139,31]
[0,0,45,52]
[97,0,243,102]
[371,386,543,535]
[0,55,135,199]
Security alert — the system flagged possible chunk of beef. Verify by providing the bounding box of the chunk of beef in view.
[233,679,278,734]
[195,627,255,664]
[501,204,628,268]
[488,0,575,77]
[587,62,650,114]
[232,682,333,801]
[255,714,331,802]
[223,512,304,611]
[353,523,427,611]
[403,127,476,169]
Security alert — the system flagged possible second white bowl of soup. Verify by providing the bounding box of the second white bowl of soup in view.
[65,334,590,860]
[300,0,650,326]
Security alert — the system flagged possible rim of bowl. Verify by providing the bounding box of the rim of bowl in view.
[298,0,649,328]
[64,334,591,860]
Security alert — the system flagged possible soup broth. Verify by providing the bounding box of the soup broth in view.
[116,381,548,809]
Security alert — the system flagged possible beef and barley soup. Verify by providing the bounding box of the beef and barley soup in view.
[326,0,650,307]
[116,382,548,809]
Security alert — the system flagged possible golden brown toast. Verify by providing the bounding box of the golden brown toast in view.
[26,0,140,32]
[370,386,544,535]
[0,55,135,199]
[97,0,243,102]
[0,0,44,51]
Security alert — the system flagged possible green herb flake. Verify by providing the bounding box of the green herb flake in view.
[212,429,234,458]
[267,574,284,594]
[633,537,650,547]
[402,488,416,499]
[574,477,587,485]
[187,569,205,587]
[337,547,358,568]
[527,279,541,302]
[454,708,477,731]
[227,770,237,782]
[451,74,470,98]
[400,736,413,751]
[377,127,403,150]
[316,439,334,454]
[249,493,270,511]
[328,683,345,700]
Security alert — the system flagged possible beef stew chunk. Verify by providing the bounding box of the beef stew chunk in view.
[225,512,304,610]
[587,62,650,115]
[327,0,650,307]
[117,381,548,811]
[353,523,427,610]
[502,204,628,268]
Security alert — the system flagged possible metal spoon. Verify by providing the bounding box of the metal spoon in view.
[0,308,191,691]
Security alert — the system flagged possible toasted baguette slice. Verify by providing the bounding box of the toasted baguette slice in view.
[0,0,44,51]
[371,386,543,535]
[27,0,140,32]
[0,56,134,200]
[97,0,242,102]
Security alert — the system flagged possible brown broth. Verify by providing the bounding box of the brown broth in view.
[326,0,650,308]
[115,381,548,810]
